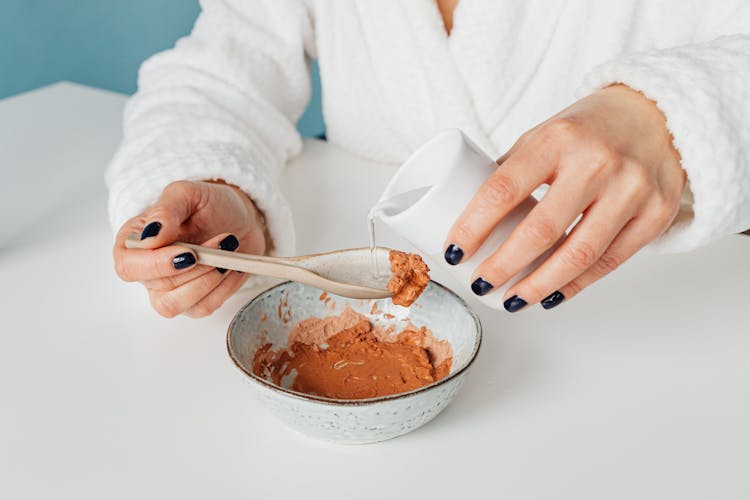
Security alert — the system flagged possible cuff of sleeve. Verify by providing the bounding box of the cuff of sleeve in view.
[577,37,750,252]
[107,141,296,257]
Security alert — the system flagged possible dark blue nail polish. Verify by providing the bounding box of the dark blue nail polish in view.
[444,244,464,265]
[217,234,240,273]
[173,252,196,270]
[503,295,527,313]
[541,291,565,310]
[219,234,240,251]
[471,277,494,296]
[140,221,161,240]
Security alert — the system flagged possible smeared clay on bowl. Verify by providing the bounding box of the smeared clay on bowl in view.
[252,306,452,400]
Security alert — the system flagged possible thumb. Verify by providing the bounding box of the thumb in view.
[135,181,204,249]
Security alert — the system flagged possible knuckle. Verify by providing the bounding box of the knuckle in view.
[653,212,676,233]
[614,167,650,208]
[642,197,677,233]
[592,251,622,276]
[478,261,508,287]
[147,204,174,223]
[621,184,648,208]
[589,142,619,167]
[192,293,223,318]
[161,276,179,291]
[566,279,584,297]
[655,196,679,224]
[152,293,180,318]
[625,163,652,191]
[576,161,606,186]
[189,304,212,318]
[520,281,546,302]
[164,180,192,195]
[114,256,131,281]
[150,276,178,292]
[543,117,583,143]
[453,223,475,244]
[156,257,175,279]
[117,215,145,239]
[522,217,559,249]
[561,240,598,269]
[480,172,518,207]
[516,128,537,147]
[574,145,618,183]
[197,275,220,296]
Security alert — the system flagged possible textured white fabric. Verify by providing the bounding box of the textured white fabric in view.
[107,0,750,256]
[107,0,315,256]
[581,35,750,252]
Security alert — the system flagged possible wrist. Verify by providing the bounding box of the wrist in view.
[603,84,682,165]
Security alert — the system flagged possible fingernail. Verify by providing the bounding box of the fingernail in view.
[541,291,565,310]
[219,234,240,251]
[217,235,240,273]
[444,244,464,265]
[140,221,161,240]
[173,252,196,270]
[503,295,527,313]
[471,277,494,296]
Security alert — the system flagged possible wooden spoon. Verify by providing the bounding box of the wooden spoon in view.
[125,234,392,299]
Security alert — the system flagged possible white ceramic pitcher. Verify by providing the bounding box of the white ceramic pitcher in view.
[371,129,553,309]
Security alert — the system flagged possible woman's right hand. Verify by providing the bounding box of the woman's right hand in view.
[113,180,268,318]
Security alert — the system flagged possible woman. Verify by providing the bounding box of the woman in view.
[107,0,750,317]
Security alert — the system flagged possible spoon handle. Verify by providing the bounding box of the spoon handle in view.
[180,242,337,286]
[124,235,391,299]
[125,234,324,279]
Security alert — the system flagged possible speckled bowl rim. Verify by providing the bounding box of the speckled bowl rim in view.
[227,280,482,407]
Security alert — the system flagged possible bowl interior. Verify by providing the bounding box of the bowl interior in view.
[227,281,481,403]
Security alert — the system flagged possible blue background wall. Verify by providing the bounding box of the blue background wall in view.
[0,0,325,136]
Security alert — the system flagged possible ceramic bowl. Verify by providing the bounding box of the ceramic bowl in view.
[227,280,481,444]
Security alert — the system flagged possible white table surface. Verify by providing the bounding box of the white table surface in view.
[1,83,749,500]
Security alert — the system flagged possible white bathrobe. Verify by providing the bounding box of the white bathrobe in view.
[106,0,750,257]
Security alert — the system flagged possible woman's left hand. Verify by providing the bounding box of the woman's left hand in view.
[444,84,686,311]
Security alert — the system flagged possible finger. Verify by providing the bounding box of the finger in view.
[468,176,594,298]
[501,198,636,310]
[141,233,239,291]
[142,265,215,292]
[130,181,207,250]
[113,182,205,281]
[114,242,198,283]
[553,207,672,306]
[184,270,250,318]
[114,213,149,257]
[443,144,558,264]
[148,265,232,319]
[493,134,528,166]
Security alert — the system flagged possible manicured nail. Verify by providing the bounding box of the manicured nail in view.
[444,244,464,265]
[471,277,494,296]
[503,295,527,313]
[541,291,565,310]
[173,252,196,270]
[140,221,161,240]
[217,235,240,273]
[219,234,240,251]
